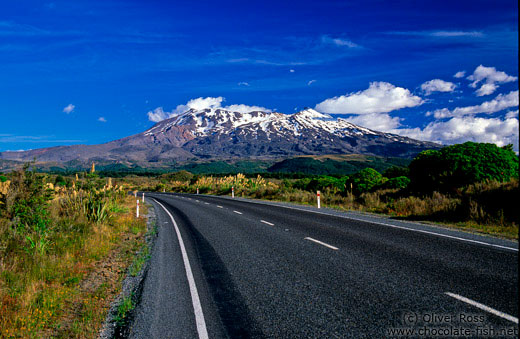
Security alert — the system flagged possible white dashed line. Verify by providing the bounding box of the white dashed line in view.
[217,205,223,208]
[445,292,518,324]
[195,200,200,202]
[233,210,243,215]
[260,220,274,226]
[304,237,338,250]
[215,197,517,252]
[153,199,209,339]
[204,202,210,205]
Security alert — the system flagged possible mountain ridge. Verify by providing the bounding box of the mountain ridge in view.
[0,108,439,165]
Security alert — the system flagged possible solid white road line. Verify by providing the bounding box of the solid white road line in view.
[260,220,274,226]
[215,197,517,252]
[153,199,209,339]
[217,205,223,208]
[304,237,338,250]
[233,210,243,215]
[445,292,518,324]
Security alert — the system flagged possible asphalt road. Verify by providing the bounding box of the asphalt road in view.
[129,193,518,338]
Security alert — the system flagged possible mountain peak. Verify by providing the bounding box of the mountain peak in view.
[0,104,439,164]
[293,108,332,119]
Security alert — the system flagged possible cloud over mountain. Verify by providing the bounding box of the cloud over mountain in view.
[147,97,271,122]
[314,82,423,114]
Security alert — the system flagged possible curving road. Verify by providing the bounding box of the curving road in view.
[129,193,518,338]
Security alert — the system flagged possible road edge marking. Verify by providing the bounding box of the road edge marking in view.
[153,199,209,339]
[304,237,338,250]
[445,292,518,324]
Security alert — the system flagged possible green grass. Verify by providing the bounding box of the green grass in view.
[114,294,135,326]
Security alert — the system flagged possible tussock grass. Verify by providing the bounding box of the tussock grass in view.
[0,168,148,338]
[133,172,517,240]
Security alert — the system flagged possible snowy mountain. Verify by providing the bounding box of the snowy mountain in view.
[0,108,438,164]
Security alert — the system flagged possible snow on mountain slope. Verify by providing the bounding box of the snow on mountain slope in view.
[0,107,439,163]
[142,107,379,140]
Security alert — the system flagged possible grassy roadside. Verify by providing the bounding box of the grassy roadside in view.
[0,168,149,338]
[133,173,517,240]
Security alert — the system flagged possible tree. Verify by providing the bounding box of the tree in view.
[381,176,410,190]
[346,168,384,195]
[54,175,66,186]
[409,142,519,193]
[383,166,409,179]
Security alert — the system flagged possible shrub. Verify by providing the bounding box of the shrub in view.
[409,142,519,193]
[382,176,410,190]
[383,166,409,179]
[346,168,384,195]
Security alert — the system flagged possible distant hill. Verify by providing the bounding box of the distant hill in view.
[267,155,410,175]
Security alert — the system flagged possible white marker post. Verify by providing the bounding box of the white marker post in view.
[136,199,140,218]
[232,186,234,198]
[197,188,199,195]
[317,190,321,209]
[134,191,137,198]
[142,192,145,203]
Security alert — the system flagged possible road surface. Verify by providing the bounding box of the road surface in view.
[129,193,518,338]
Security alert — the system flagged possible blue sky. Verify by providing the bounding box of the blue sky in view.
[1,0,518,151]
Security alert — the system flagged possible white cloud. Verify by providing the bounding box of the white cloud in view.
[467,65,517,96]
[147,96,272,122]
[98,117,107,122]
[147,107,170,122]
[307,79,316,86]
[345,113,402,132]
[176,96,224,112]
[430,31,483,37]
[506,110,519,119]
[63,104,75,114]
[225,104,271,113]
[237,82,250,86]
[289,69,295,73]
[453,71,466,78]
[387,31,483,38]
[398,116,519,151]
[475,83,498,96]
[428,90,519,118]
[321,35,359,48]
[421,79,456,95]
[315,82,423,114]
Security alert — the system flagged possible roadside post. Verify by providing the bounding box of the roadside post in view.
[317,190,321,209]
[136,199,140,218]
[232,186,234,198]
[197,188,199,194]
[142,192,145,202]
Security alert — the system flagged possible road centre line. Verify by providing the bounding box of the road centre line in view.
[217,205,223,208]
[260,220,275,226]
[204,202,210,205]
[304,237,338,250]
[212,196,517,252]
[153,199,209,339]
[233,210,243,215]
[445,292,518,324]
